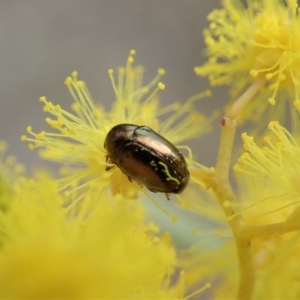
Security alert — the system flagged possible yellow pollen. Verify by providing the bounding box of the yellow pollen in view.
[45,118,52,124]
[172,215,179,222]
[64,77,72,86]
[268,98,276,105]
[71,103,80,112]
[39,96,47,102]
[43,101,53,112]
[129,49,136,56]
[55,105,61,112]
[250,69,258,77]
[77,81,84,88]
[158,82,165,90]
[293,99,300,110]
[266,73,273,80]
[60,128,68,135]
[71,71,78,78]
[35,131,45,140]
[268,121,279,129]
[128,56,134,63]
[157,68,166,75]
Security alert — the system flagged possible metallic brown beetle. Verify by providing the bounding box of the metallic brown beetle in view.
[104,124,189,198]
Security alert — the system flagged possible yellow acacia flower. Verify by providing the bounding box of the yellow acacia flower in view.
[253,232,300,298]
[180,189,243,297]
[0,141,25,189]
[180,119,300,298]
[234,121,300,222]
[232,121,300,298]
[21,50,213,205]
[183,240,238,299]
[179,189,237,299]
[0,173,190,299]
[195,0,300,125]
[0,141,25,213]
[181,187,300,299]
[180,124,300,298]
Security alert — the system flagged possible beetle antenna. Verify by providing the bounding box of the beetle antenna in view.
[176,145,193,160]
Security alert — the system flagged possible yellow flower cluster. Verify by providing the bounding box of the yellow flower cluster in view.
[0,173,183,299]
[0,141,25,214]
[180,121,300,298]
[196,0,300,125]
[21,50,212,205]
[233,121,300,298]
[0,51,214,299]
[233,121,300,223]
[2,0,300,299]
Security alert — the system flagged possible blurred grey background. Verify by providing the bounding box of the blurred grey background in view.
[0,0,222,172]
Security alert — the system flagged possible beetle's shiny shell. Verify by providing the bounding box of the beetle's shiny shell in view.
[104,124,189,194]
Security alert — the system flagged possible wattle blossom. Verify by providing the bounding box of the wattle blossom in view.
[233,122,300,298]
[235,121,300,222]
[0,141,25,214]
[196,0,300,127]
[1,0,300,299]
[0,173,187,299]
[21,50,213,208]
[178,121,300,298]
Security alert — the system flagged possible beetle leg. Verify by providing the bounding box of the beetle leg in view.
[125,175,143,187]
[149,188,171,200]
[105,156,115,171]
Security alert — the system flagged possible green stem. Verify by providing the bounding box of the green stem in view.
[211,79,266,299]
[212,117,254,300]
[226,77,266,119]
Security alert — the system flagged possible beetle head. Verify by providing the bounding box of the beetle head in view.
[104,124,137,160]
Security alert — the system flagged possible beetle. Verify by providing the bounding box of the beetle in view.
[104,123,189,199]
